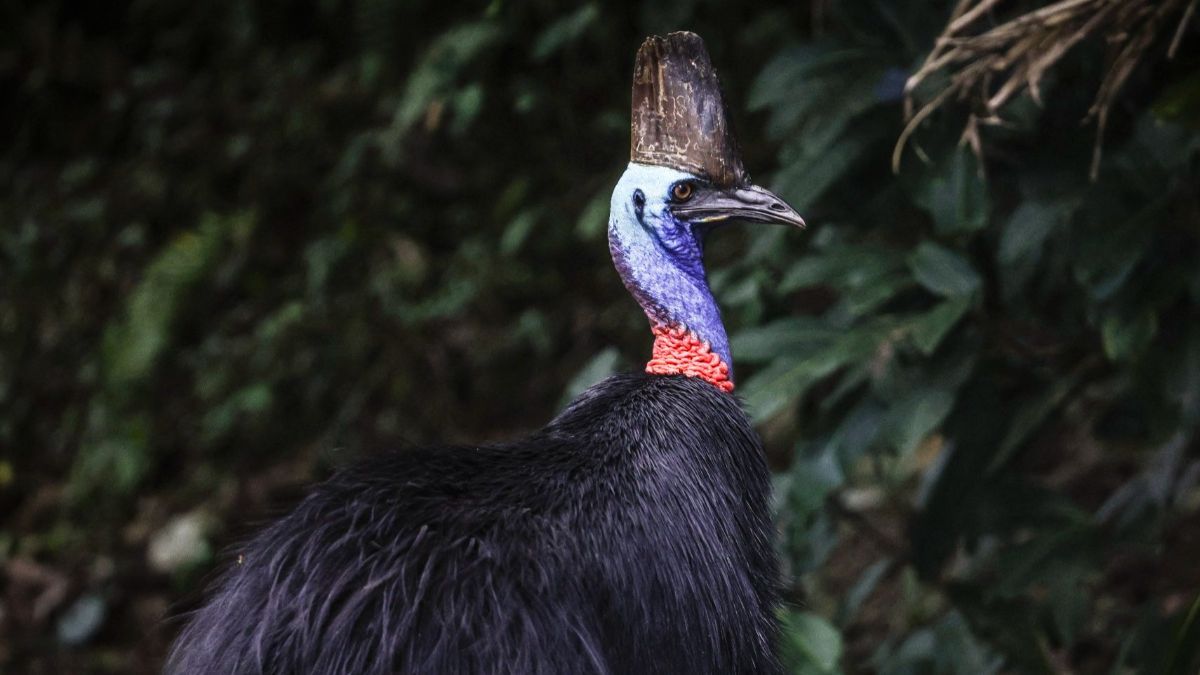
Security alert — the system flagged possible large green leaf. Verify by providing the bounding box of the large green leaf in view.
[833,272,916,319]
[741,324,889,422]
[749,46,874,113]
[780,245,904,293]
[740,353,846,423]
[731,318,841,364]
[773,130,877,213]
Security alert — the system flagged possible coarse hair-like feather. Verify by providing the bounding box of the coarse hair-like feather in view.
[166,373,780,675]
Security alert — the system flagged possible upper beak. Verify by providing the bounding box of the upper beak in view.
[672,183,806,229]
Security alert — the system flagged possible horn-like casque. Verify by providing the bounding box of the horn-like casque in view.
[630,32,749,189]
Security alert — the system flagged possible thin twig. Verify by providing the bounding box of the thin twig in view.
[1168,0,1198,58]
[896,0,1193,178]
[893,86,956,172]
[948,0,1007,36]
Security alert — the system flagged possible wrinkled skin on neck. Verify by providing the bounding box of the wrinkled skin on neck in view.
[608,163,733,389]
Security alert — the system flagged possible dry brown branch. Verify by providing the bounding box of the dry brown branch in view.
[894,0,1198,176]
[1170,0,1199,57]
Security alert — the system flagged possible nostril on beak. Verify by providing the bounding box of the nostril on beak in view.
[768,202,786,212]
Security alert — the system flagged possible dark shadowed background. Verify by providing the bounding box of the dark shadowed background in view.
[3,1,1200,673]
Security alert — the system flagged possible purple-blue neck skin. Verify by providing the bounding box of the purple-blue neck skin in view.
[608,163,733,377]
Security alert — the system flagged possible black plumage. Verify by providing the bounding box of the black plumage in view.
[166,374,779,674]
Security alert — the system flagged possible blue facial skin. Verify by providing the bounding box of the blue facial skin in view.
[608,163,733,378]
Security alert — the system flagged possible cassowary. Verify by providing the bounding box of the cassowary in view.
[167,31,806,675]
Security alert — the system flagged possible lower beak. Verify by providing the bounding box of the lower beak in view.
[672,184,806,229]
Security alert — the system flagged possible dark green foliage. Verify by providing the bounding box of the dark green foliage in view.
[2,0,1199,673]
[730,2,1200,672]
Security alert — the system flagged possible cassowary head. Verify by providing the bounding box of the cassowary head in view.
[609,32,804,388]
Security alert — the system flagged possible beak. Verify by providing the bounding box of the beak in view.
[672,183,806,229]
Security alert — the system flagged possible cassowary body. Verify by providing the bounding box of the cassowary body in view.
[168,32,805,674]
[167,374,775,674]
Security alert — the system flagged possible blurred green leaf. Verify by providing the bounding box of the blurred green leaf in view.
[987,373,1081,474]
[989,526,1098,597]
[1166,592,1200,675]
[750,47,872,112]
[913,146,990,235]
[997,201,1062,268]
[731,318,841,364]
[773,130,876,213]
[201,383,274,443]
[532,4,599,61]
[575,187,612,240]
[1073,193,1163,301]
[835,272,915,319]
[501,208,540,255]
[780,610,843,674]
[741,325,887,422]
[781,446,846,573]
[741,356,842,423]
[908,243,982,298]
[449,82,485,135]
[391,21,503,133]
[997,198,1072,298]
[72,413,151,498]
[560,347,621,406]
[1153,70,1200,129]
[883,386,955,455]
[780,245,904,294]
[837,559,890,626]
[908,297,970,355]
[103,213,252,388]
[878,612,1003,675]
[788,450,844,522]
[1101,309,1158,362]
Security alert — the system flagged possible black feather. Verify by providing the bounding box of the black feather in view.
[166,373,779,674]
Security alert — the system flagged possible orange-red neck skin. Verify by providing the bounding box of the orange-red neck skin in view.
[645,324,734,393]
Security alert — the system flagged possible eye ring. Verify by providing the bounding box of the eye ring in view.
[671,182,695,202]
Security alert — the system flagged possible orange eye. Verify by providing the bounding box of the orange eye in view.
[671,182,694,201]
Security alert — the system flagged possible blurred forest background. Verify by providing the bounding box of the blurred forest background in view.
[3,0,1200,673]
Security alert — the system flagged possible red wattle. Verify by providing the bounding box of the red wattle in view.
[645,324,734,393]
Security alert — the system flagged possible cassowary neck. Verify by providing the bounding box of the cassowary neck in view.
[608,189,733,393]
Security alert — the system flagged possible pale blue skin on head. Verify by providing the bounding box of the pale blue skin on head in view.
[608,162,732,377]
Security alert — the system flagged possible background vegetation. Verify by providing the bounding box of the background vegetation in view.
[3,1,1199,672]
